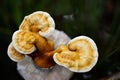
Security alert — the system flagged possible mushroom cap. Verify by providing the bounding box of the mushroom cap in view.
[7,42,25,62]
[19,11,55,38]
[53,36,98,72]
[12,30,36,54]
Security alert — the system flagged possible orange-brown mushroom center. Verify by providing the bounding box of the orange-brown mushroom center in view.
[29,50,55,68]
[28,32,56,68]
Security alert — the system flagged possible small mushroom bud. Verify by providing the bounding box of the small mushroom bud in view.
[53,36,98,72]
[7,42,25,62]
[19,11,55,38]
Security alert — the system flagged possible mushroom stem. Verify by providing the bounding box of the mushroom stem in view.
[30,33,55,68]
[33,33,54,53]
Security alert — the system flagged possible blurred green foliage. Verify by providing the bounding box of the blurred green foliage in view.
[0,0,120,80]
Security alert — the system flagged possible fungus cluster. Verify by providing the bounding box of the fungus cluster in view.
[7,11,98,72]
[8,11,55,68]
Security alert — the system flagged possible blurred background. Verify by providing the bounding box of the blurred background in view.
[0,0,120,80]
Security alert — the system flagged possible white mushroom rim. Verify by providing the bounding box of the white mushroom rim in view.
[53,36,98,73]
[12,30,36,54]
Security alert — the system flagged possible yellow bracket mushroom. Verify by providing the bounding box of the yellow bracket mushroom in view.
[19,11,55,38]
[7,11,56,68]
[7,11,98,74]
[53,36,98,72]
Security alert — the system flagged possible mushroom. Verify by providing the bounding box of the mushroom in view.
[9,11,56,68]
[7,11,75,80]
[12,30,55,68]
[12,30,36,54]
[53,36,98,72]
[7,42,25,62]
[19,11,55,38]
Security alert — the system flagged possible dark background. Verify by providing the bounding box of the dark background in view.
[0,0,120,80]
